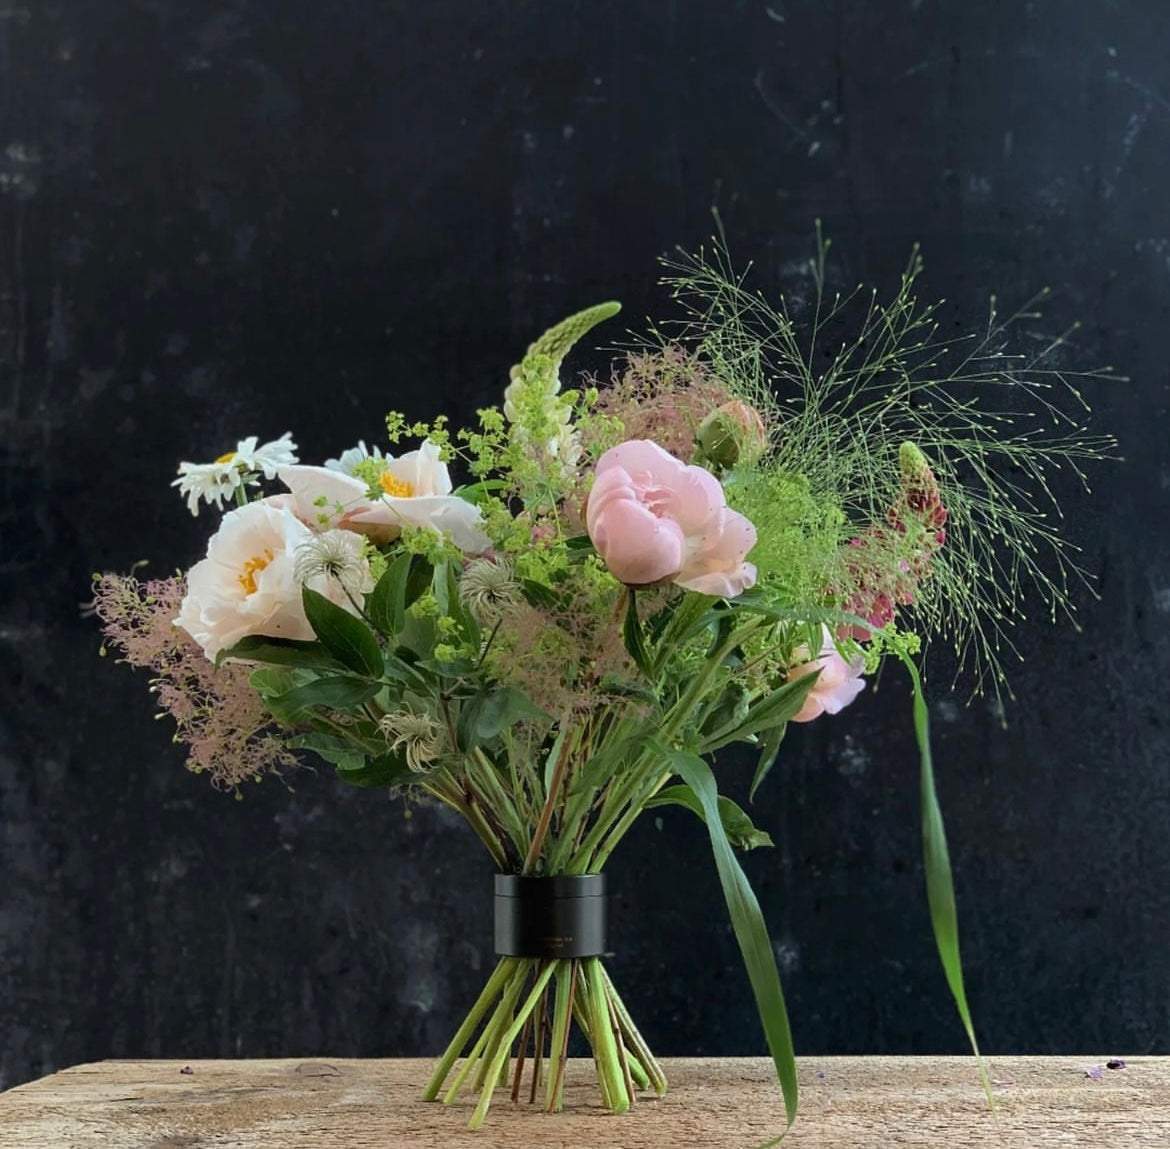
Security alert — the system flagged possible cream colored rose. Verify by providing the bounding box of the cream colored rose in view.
[175,498,365,661]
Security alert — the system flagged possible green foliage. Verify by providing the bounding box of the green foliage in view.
[645,784,774,851]
[658,744,799,1131]
[897,651,993,1106]
[659,228,1118,693]
[301,586,382,678]
[218,635,344,670]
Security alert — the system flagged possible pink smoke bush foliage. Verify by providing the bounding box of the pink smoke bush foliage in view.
[92,573,298,788]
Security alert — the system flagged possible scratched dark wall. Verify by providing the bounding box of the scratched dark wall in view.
[2,0,1168,1091]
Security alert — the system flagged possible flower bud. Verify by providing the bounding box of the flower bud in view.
[695,401,769,470]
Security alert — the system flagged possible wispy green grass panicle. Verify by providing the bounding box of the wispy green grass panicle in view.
[656,227,1120,695]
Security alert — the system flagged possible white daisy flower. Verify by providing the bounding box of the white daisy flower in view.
[236,432,299,478]
[172,460,247,516]
[324,440,386,476]
[171,433,299,516]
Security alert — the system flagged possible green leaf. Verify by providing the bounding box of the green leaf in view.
[520,578,560,610]
[570,734,639,794]
[289,731,366,771]
[750,722,788,802]
[367,552,408,635]
[646,784,774,851]
[564,534,595,552]
[435,560,480,645]
[268,675,381,717]
[700,683,751,739]
[249,666,299,695]
[456,479,508,507]
[656,742,798,1132]
[457,686,549,751]
[700,673,817,752]
[622,590,651,677]
[218,635,344,670]
[381,651,432,692]
[334,751,414,789]
[302,586,383,677]
[896,651,993,1107]
[368,552,433,637]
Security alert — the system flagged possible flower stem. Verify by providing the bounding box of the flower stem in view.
[601,965,668,1096]
[545,959,576,1112]
[583,958,629,1113]
[522,722,572,873]
[443,961,529,1106]
[421,956,516,1101]
[469,960,559,1129]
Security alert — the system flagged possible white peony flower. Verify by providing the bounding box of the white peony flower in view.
[172,433,299,516]
[278,440,491,554]
[175,499,365,662]
[324,440,386,476]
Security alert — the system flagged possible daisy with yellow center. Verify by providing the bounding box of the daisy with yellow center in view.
[172,433,299,516]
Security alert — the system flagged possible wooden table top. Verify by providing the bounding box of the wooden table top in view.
[1,1056,1167,1148]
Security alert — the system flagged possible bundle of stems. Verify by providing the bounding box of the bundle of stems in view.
[422,955,666,1128]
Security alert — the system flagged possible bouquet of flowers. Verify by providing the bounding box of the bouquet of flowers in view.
[95,235,1112,1134]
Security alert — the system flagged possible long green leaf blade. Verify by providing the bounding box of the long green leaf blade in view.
[897,652,993,1107]
[657,743,799,1131]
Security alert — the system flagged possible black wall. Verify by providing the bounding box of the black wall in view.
[2,1,1168,1091]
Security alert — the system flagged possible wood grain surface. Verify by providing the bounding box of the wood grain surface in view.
[1,1056,1167,1148]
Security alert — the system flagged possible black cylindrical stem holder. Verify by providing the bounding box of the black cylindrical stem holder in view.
[493,874,608,958]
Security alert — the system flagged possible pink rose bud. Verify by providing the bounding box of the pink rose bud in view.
[695,401,769,470]
[586,439,758,598]
[787,627,867,722]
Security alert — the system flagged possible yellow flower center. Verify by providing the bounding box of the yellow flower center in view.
[380,472,415,498]
[238,549,275,595]
[215,450,237,464]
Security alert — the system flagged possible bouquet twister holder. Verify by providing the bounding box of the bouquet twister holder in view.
[422,874,666,1127]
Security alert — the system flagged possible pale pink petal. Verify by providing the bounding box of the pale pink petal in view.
[594,439,684,486]
[676,561,757,598]
[340,503,401,545]
[788,630,867,723]
[792,692,827,723]
[679,507,757,581]
[654,465,727,535]
[592,498,685,585]
[587,439,758,596]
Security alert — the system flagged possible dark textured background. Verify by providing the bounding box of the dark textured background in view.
[2,0,1167,1092]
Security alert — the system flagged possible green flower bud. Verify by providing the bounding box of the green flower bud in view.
[695,401,769,469]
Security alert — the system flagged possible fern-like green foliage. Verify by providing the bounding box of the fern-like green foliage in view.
[656,226,1119,695]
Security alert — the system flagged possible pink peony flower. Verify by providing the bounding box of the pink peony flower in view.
[585,439,757,598]
[787,627,867,722]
